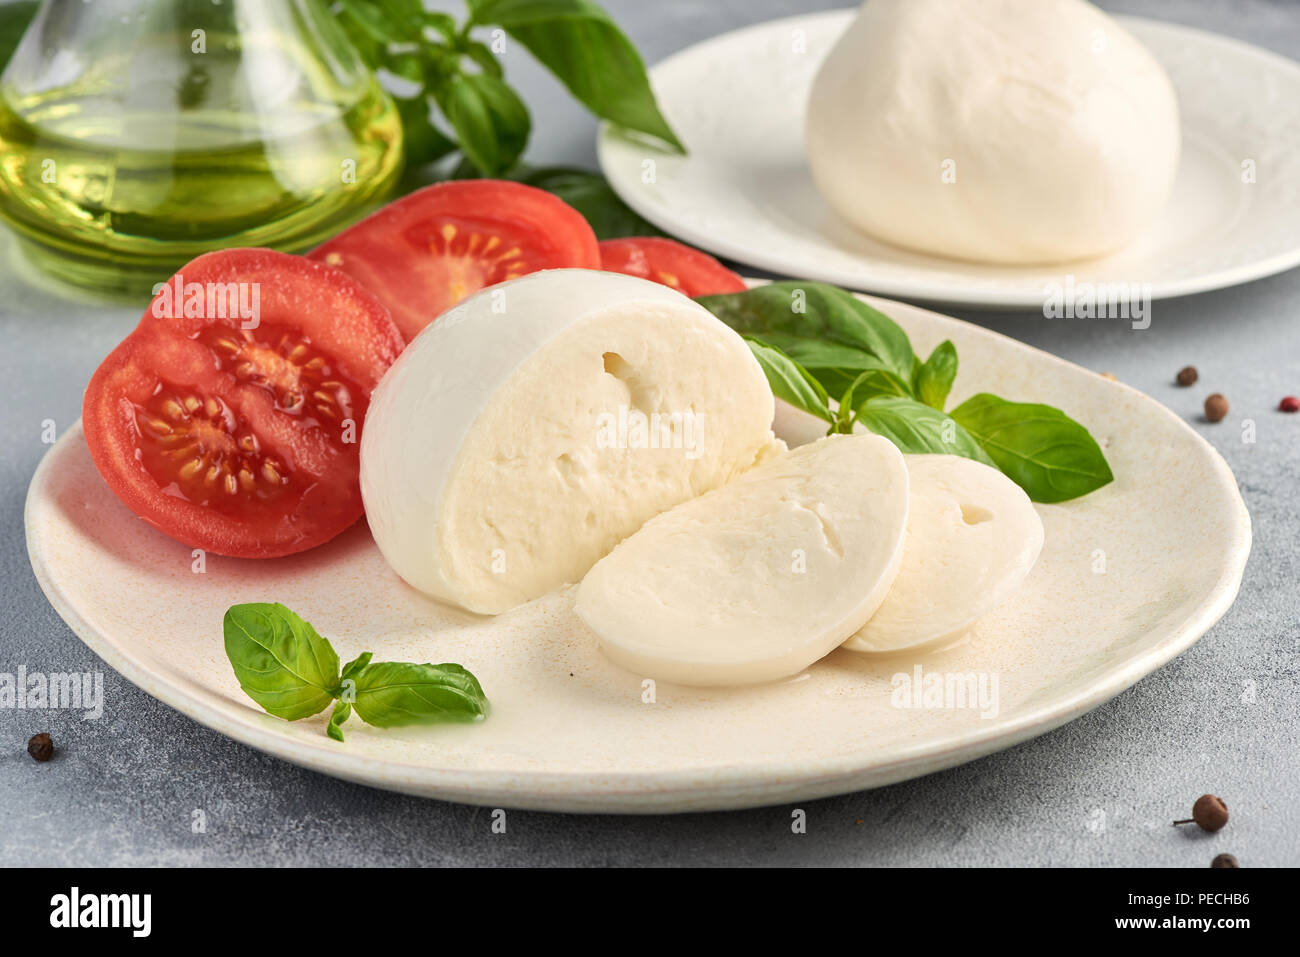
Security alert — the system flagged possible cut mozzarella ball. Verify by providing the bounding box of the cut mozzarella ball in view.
[360,269,779,615]
[575,434,909,686]
[844,454,1044,653]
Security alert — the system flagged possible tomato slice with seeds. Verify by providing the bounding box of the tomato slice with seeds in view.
[310,179,600,341]
[82,249,404,558]
[597,237,747,297]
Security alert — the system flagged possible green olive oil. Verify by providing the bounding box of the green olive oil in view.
[0,59,402,295]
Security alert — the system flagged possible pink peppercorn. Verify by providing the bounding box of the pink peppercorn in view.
[1280,396,1300,413]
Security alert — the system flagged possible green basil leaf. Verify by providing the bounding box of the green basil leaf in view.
[836,370,913,431]
[394,94,458,167]
[915,340,958,410]
[835,372,870,433]
[223,604,341,721]
[949,393,1114,503]
[374,0,427,30]
[339,23,384,68]
[339,0,407,44]
[516,166,666,239]
[437,71,531,175]
[423,11,459,41]
[848,369,913,402]
[749,335,893,374]
[468,0,684,153]
[741,335,905,398]
[855,396,995,465]
[696,282,915,387]
[463,40,505,79]
[352,662,490,727]
[382,51,427,84]
[338,650,373,706]
[0,1,37,75]
[829,366,912,405]
[340,652,374,684]
[419,44,460,91]
[351,0,426,43]
[838,373,865,420]
[327,700,352,742]
[746,338,833,424]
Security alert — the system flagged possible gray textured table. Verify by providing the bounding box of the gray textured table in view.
[3,0,1297,867]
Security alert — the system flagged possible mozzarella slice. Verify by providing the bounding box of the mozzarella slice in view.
[575,434,909,686]
[360,269,780,615]
[844,454,1044,653]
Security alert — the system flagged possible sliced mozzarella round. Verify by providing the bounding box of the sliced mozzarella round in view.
[575,434,909,686]
[360,269,779,615]
[844,454,1044,653]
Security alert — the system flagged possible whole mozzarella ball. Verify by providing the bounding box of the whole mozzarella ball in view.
[805,0,1181,264]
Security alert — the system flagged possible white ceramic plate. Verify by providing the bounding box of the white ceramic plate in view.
[26,294,1250,813]
[598,12,1300,308]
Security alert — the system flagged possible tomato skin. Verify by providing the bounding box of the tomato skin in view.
[82,249,404,559]
[597,237,747,297]
[310,179,600,341]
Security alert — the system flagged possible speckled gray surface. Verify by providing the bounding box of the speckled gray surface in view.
[2,0,1298,867]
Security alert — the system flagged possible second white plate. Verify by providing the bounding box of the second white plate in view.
[598,12,1300,308]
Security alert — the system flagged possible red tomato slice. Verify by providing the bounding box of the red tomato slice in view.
[310,179,600,341]
[82,249,404,559]
[598,237,747,297]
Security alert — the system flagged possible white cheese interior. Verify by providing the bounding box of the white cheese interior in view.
[805,0,1180,264]
[844,454,1044,652]
[360,269,779,615]
[575,434,909,686]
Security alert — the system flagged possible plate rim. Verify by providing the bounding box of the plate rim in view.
[597,11,1300,309]
[25,295,1253,811]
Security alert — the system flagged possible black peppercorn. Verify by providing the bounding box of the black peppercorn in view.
[1211,853,1239,868]
[1176,365,1198,386]
[26,732,54,762]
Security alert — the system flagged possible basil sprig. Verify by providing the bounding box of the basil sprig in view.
[224,603,488,742]
[698,282,1113,503]
[335,0,683,174]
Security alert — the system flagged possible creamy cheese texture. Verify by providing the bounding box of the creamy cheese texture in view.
[360,269,779,615]
[845,454,1044,652]
[575,434,909,686]
[805,0,1181,264]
